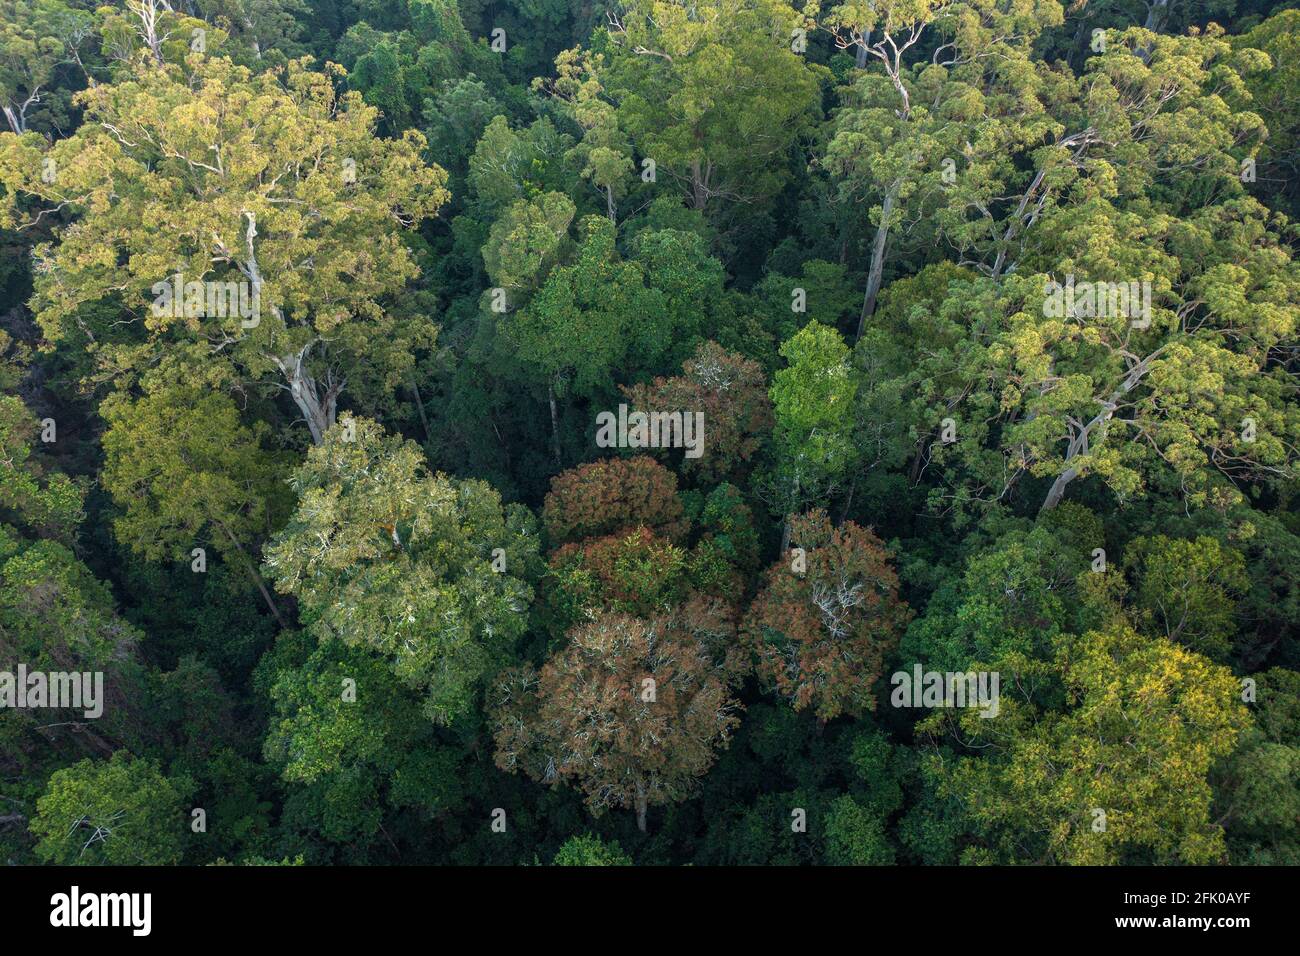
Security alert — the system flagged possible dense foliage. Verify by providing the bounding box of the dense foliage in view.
[0,0,1296,866]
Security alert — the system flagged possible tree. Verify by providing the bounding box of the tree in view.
[99,383,291,625]
[744,510,911,721]
[506,214,662,401]
[505,215,689,462]
[31,752,189,865]
[1125,534,1248,661]
[0,0,93,134]
[861,202,1299,521]
[0,534,140,679]
[327,0,500,132]
[263,418,539,724]
[0,394,84,542]
[1,512,153,757]
[847,28,1294,519]
[470,118,576,219]
[900,508,1105,671]
[621,340,773,483]
[196,0,309,64]
[491,608,743,831]
[0,54,448,444]
[766,321,858,544]
[928,623,1250,864]
[546,527,689,628]
[820,0,1064,339]
[1216,668,1300,864]
[825,795,895,865]
[601,0,824,215]
[481,191,577,293]
[96,0,216,70]
[537,48,634,223]
[261,636,464,846]
[542,455,686,547]
[1235,11,1300,219]
[552,833,632,865]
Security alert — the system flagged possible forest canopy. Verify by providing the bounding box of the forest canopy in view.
[0,0,1297,867]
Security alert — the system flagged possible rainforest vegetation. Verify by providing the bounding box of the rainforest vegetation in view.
[0,0,1298,866]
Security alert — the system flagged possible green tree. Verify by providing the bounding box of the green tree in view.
[31,753,189,865]
[0,394,84,542]
[1125,534,1248,661]
[820,0,1064,339]
[825,795,895,865]
[0,0,93,134]
[540,48,634,223]
[552,833,632,865]
[261,636,464,846]
[0,54,449,444]
[263,418,539,724]
[99,383,291,625]
[600,0,823,216]
[1217,668,1300,864]
[766,322,858,542]
[929,623,1250,864]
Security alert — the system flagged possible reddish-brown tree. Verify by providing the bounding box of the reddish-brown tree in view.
[541,456,686,547]
[621,341,773,483]
[491,608,744,831]
[743,510,911,721]
[547,527,688,627]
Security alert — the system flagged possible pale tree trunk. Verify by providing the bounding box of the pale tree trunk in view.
[3,88,41,134]
[1144,0,1171,32]
[1039,408,1108,515]
[132,0,167,64]
[605,184,617,224]
[280,346,338,445]
[410,380,432,443]
[216,521,287,628]
[1039,463,1081,514]
[239,211,340,446]
[990,130,1096,279]
[243,18,262,59]
[856,181,899,343]
[634,781,648,833]
[990,168,1047,280]
[547,381,562,469]
[1137,0,1172,63]
[852,26,913,345]
[1038,348,1162,514]
[689,158,712,211]
[852,30,873,70]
